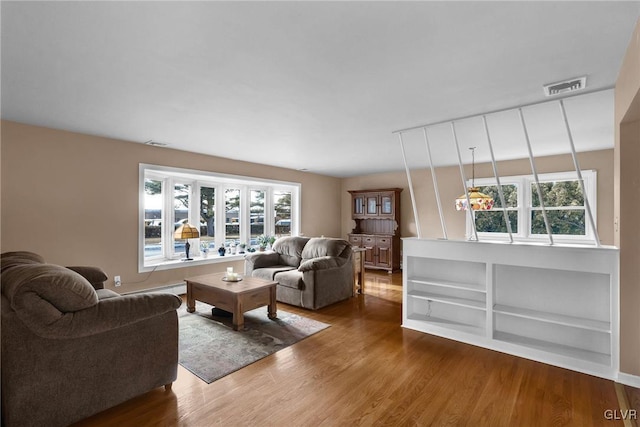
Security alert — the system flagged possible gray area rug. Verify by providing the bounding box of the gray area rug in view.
[178,302,330,383]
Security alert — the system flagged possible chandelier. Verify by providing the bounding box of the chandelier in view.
[455,147,494,211]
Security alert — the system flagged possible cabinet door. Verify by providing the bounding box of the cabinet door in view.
[363,236,376,266]
[378,193,395,218]
[365,194,379,216]
[376,236,392,269]
[352,195,365,217]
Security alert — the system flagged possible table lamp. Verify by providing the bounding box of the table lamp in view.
[174,223,200,260]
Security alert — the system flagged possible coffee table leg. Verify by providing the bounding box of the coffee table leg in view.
[186,282,195,313]
[268,286,277,319]
[233,298,243,331]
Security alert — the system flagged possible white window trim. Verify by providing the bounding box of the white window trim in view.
[467,170,597,244]
[139,164,301,272]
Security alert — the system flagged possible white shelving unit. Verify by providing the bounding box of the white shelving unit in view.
[402,238,619,380]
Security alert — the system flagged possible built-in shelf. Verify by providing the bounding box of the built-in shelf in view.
[493,304,610,332]
[494,331,612,366]
[408,277,486,294]
[407,313,485,336]
[402,238,619,380]
[409,290,485,310]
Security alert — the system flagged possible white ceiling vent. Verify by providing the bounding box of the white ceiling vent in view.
[144,140,169,147]
[543,76,587,96]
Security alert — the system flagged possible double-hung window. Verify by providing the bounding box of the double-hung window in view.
[469,170,597,243]
[140,164,300,271]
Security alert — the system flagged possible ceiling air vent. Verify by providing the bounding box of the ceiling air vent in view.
[543,76,587,96]
[144,140,169,147]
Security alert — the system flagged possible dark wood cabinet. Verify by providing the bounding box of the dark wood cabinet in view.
[362,235,376,267]
[348,188,402,272]
[376,236,392,269]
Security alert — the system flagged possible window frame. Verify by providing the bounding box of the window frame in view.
[142,174,167,263]
[139,164,301,272]
[468,170,597,243]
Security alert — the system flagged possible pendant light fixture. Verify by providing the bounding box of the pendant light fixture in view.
[455,147,494,211]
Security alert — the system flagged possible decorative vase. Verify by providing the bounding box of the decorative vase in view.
[218,247,226,256]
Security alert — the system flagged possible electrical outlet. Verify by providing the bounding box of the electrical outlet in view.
[114,275,122,287]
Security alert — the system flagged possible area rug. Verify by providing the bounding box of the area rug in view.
[178,302,330,383]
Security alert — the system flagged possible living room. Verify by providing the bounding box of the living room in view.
[2,1,640,426]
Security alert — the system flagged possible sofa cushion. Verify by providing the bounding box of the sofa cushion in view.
[301,238,350,260]
[299,256,344,272]
[244,251,280,269]
[96,288,121,300]
[2,264,99,313]
[274,270,304,290]
[1,251,45,273]
[66,266,108,288]
[252,265,296,281]
[272,236,310,267]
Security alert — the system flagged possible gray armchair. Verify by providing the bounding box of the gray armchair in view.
[245,236,354,309]
[1,251,182,427]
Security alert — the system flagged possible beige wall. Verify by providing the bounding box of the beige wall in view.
[341,150,614,245]
[615,19,640,377]
[0,120,342,293]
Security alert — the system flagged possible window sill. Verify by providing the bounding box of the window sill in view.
[472,235,601,247]
[140,253,246,273]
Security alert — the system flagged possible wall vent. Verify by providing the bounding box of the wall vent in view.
[543,76,587,96]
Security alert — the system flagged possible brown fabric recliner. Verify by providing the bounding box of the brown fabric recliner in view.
[0,251,182,427]
[244,237,354,309]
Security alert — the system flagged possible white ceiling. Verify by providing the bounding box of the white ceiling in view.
[2,1,639,177]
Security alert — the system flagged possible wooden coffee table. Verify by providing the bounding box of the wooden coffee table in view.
[185,272,277,331]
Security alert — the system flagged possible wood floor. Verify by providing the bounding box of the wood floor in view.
[75,271,626,426]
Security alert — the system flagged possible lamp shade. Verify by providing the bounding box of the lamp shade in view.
[455,188,495,211]
[174,223,200,239]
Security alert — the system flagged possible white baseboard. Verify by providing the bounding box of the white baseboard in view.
[617,372,640,388]
[123,282,186,296]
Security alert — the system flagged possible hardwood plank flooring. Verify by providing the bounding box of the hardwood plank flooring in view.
[624,385,640,427]
[74,271,622,426]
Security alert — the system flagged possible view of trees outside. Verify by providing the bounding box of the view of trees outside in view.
[274,190,291,236]
[250,189,265,241]
[200,187,215,244]
[474,184,518,233]
[225,188,240,242]
[531,181,585,235]
[474,180,586,236]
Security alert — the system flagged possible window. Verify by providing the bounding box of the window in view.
[144,178,164,260]
[469,170,597,243]
[273,190,292,237]
[140,164,300,271]
[250,189,265,243]
[200,186,216,249]
[473,183,519,234]
[224,188,240,246]
[173,183,191,256]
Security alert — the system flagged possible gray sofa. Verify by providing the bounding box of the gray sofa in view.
[244,236,354,309]
[0,251,182,427]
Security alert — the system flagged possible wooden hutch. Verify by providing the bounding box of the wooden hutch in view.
[348,188,402,272]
